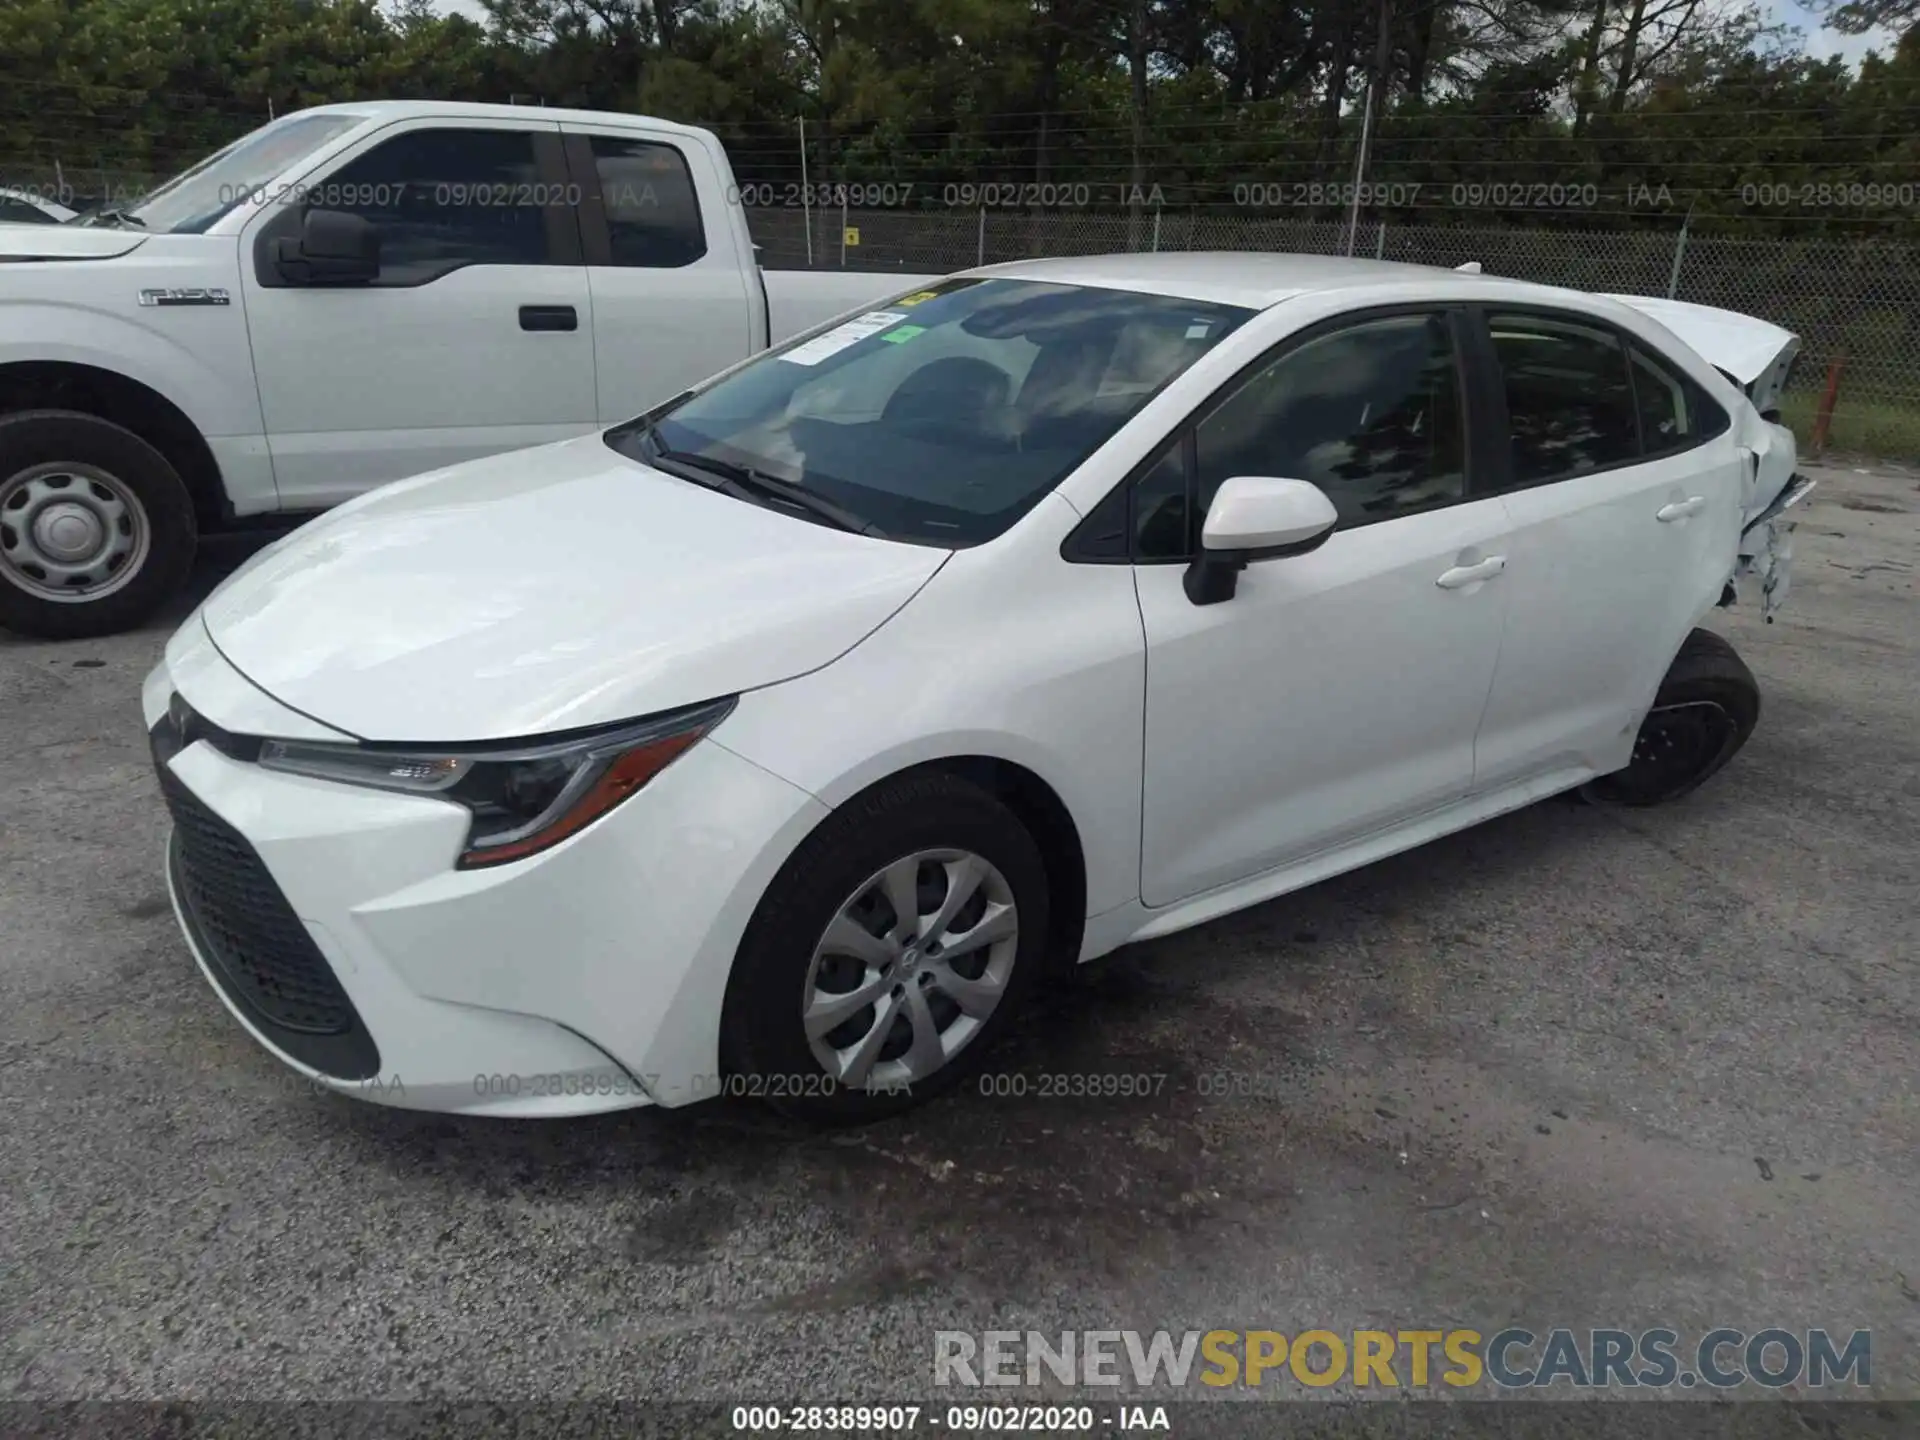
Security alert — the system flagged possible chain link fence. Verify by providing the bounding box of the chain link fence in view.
[4,158,1911,460]
[750,205,1920,462]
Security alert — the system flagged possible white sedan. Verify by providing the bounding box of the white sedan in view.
[144,253,1813,1122]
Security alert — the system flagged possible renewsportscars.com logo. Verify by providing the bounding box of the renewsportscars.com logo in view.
[934,1327,1872,1391]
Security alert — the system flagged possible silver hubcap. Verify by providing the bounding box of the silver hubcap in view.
[802,848,1020,1091]
[0,463,150,603]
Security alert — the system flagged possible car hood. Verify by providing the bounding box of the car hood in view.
[200,435,948,743]
[0,226,148,260]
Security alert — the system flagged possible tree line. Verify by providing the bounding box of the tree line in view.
[1,0,1917,233]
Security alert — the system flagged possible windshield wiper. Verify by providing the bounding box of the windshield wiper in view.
[79,207,147,229]
[637,429,885,539]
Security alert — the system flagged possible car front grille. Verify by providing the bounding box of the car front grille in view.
[160,766,354,1034]
[153,701,381,1080]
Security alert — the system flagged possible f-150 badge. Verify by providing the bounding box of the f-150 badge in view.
[138,288,231,307]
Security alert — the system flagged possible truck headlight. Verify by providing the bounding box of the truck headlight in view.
[258,697,736,868]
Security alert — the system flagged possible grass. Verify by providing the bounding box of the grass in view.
[1778,389,1920,465]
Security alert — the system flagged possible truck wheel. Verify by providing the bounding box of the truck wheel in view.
[0,410,197,640]
[1583,629,1760,807]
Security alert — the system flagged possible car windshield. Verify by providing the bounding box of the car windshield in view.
[612,278,1255,546]
[88,113,364,234]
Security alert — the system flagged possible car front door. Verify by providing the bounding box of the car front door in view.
[1124,308,1513,908]
[560,127,755,422]
[241,118,599,507]
[1467,308,1747,795]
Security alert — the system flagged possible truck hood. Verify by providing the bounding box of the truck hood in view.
[0,226,148,261]
[200,435,948,743]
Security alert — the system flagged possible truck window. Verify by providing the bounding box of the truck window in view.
[588,136,707,268]
[320,128,557,285]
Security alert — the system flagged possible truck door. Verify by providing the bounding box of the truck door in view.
[240,116,599,507]
[559,125,755,423]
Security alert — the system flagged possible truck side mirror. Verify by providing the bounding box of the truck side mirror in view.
[273,209,380,285]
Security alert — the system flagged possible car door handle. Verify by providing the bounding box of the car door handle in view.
[519,305,578,332]
[1436,556,1506,589]
[1656,496,1706,522]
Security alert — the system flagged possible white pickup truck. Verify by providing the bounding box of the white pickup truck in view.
[0,100,930,638]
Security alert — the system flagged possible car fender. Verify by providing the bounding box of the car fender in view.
[709,716,1122,917]
[710,510,1149,927]
[623,726,1106,1102]
[551,539,1136,1098]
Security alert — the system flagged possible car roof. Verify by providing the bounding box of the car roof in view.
[961,251,1532,310]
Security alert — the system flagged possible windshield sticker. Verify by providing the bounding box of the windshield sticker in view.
[893,290,944,307]
[880,324,927,344]
[1185,321,1214,339]
[779,310,912,366]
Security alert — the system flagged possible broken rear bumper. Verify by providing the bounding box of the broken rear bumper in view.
[1726,472,1818,621]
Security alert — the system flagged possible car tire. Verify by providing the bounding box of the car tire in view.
[0,409,198,640]
[720,769,1051,1126]
[1582,628,1760,807]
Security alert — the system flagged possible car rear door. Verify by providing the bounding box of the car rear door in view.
[1116,306,1513,908]
[559,125,756,422]
[1466,306,1747,796]
[241,116,599,506]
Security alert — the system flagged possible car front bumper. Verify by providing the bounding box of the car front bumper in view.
[145,625,829,1117]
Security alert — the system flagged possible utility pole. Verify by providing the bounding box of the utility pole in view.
[799,116,814,266]
[1666,202,1694,299]
[1127,0,1148,251]
[1344,0,1392,258]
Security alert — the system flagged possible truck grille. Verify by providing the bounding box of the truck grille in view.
[153,703,381,1080]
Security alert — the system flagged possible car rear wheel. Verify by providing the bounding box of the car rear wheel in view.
[721,770,1050,1125]
[0,410,197,640]
[1583,628,1760,807]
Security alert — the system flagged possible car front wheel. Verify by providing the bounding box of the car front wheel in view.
[721,770,1051,1125]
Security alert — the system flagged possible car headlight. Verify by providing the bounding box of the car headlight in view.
[257,697,736,869]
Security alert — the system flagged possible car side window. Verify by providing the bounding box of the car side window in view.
[1132,441,1193,559]
[317,128,554,285]
[1191,311,1467,531]
[589,136,707,267]
[1488,313,1638,484]
[1630,341,1729,453]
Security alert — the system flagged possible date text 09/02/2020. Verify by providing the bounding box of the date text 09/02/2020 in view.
[729,1405,1169,1433]
[321,1067,1303,1103]
[467,1071,852,1101]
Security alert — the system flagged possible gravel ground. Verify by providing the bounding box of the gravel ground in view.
[1,460,1914,1407]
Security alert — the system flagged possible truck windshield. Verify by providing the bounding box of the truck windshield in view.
[612,278,1254,547]
[92,113,364,234]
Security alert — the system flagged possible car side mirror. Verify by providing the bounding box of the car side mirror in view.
[272,208,380,285]
[1759,407,1783,425]
[1183,475,1339,606]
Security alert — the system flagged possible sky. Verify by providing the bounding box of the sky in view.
[427,0,1904,68]
[1771,0,1904,62]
